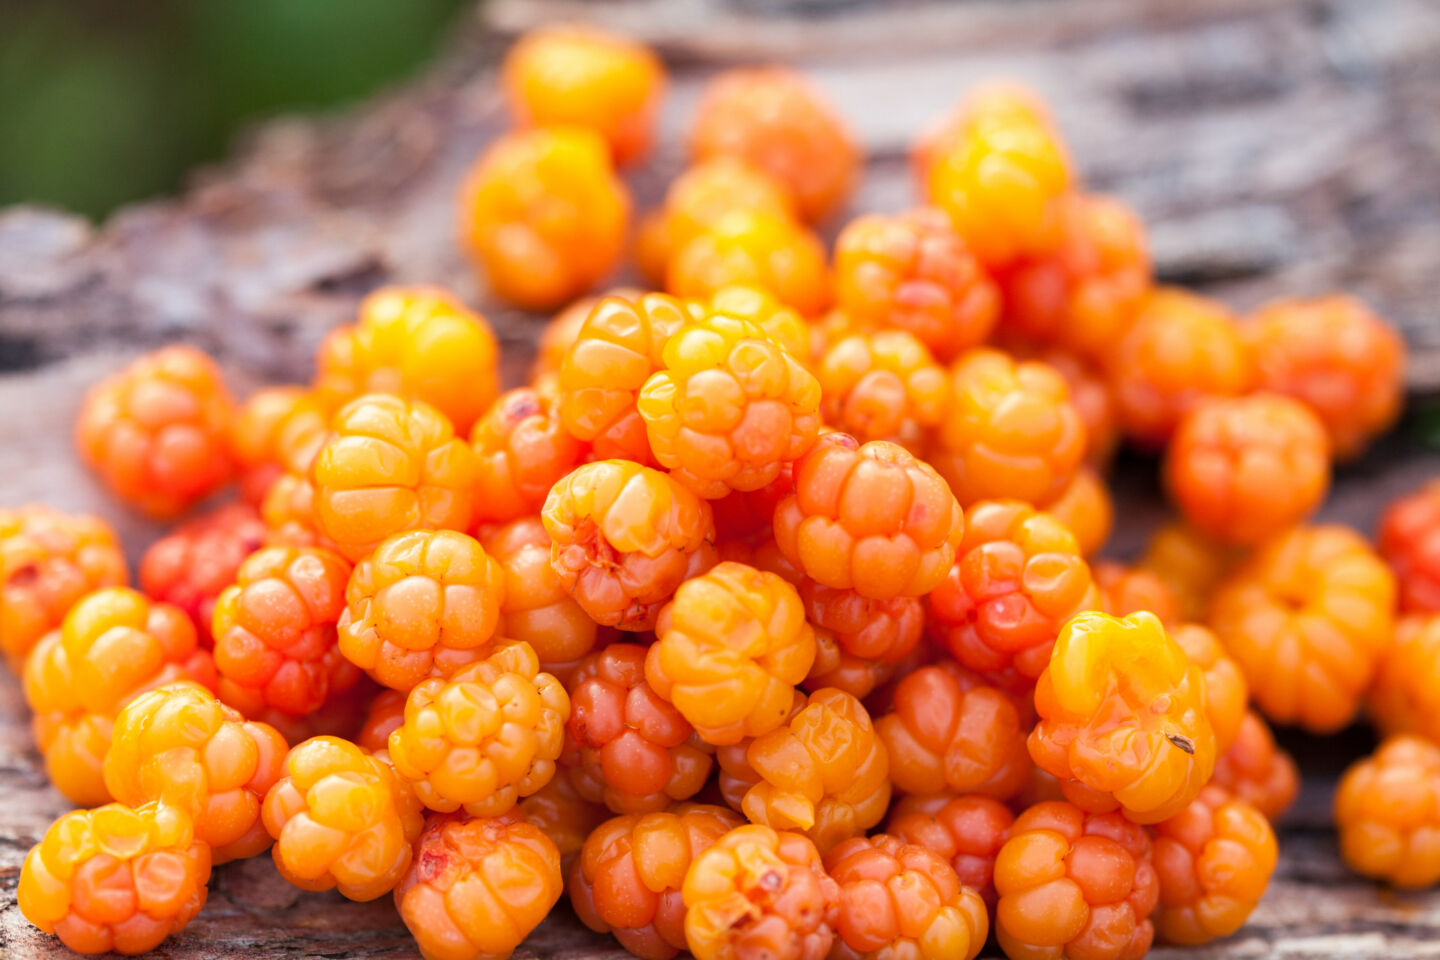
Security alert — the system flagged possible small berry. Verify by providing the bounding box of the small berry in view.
[1368,614,1440,744]
[888,793,1015,907]
[667,209,830,316]
[814,330,948,450]
[1138,521,1240,624]
[478,516,600,670]
[139,501,266,644]
[639,164,796,285]
[1040,465,1113,558]
[229,387,329,506]
[516,770,610,867]
[1335,735,1440,889]
[1210,711,1300,823]
[1094,561,1182,626]
[1378,480,1440,613]
[471,385,586,525]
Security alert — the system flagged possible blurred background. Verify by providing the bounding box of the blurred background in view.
[0,0,468,219]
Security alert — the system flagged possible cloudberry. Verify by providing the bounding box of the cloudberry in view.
[502,26,664,167]
[877,661,1029,800]
[1152,785,1278,945]
[24,587,215,805]
[689,67,857,223]
[1368,614,1440,743]
[1030,611,1216,823]
[888,793,1016,907]
[1246,294,1405,460]
[471,386,586,525]
[706,284,812,363]
[1208,524,1395,733]
[75,345,235,518]
[259,471,334,551]
[912,82,1056,184]
[804,579,923,672]
[0,504,127,670]
[645,561,815,745]
[396,812,562,960]
[211,544,358,719]
[638,310,821,498]
[104,682,287,863]
[315,286,500,435]
[478,516,599,669]
[562,643,712,814]
[338,529,504,691]
[1378,480,1440,613]
[357,687,409,753]
[254,679,376,749]
[803,628,897,701]
[1040,466,1113,558]
[18,801,209,956]
[927,499,1099,683]
[1172,622,1249,753]
[140,501,266,644]
[387,640,569,817]
[833,208,1001,360]
[933,348,1087,507]
[516,770,609,866]
[544,459,716,630]
[1210,711,1299,823]
[230,386,329,505]
[683,824,841,960]
[459,126,629,310]
[557,293,691,463]
[668,209,831,316]
[262,735,422,900]
[311,393,478,562]
[993,801,1159,960]
[825,833,989,960]
[1335,735,1440,889]
[1110,288,1254,448]
[1166,393,1331,546]
[1138,522,1240,623]
[814,330,948,451]
[571,805,744,960]
[1028,348,1119,468]
[774,433,962,599]
[1094,561,1182,626]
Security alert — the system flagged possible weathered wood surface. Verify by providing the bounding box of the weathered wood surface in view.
[3,0,1440,956]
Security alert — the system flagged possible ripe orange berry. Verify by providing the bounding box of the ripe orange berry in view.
[993,801,1159,960]
[478,516,600,670]
[561,643,712,814]
[803,628,898,702]
[516,769,609,866]
[689,67,857,223]
[1040,466,1113,558]
[0,504,127,670]
[934,348,1087,507]
[912,82,1056,184]
[1208,524,1395,733]
[833,208,1001,361]
[356,687,408,754]
[311,392,478,562]
[315,287,500,435]
[639,310,821,498]
[1210,711,1299,823]
[1138,521,1241,623]
[140,501,266,644]
[1028,348,1120,469]
[396,812,563,960]
[1172,622,1249,753]
[1152,785,1278,945]
[459,126,630,310]
[229,386,329,505]
[814,330,948,451]
[683,824,841,960]
[1110,288,1254,448]
[104,681,287,863]
[927,499,1099,684]
[544,459,717,630]
[471,385,586,525]
[667,209,831,316]
[1378,480,1440,613]
[705,284,812,363]
[502,26,665,166]
[18,801,210,956]
[888,793,1015,908]
[211,544,358,719]
[1335,735,1440,889]
[1029,611,1216,823]
[1368,613,1440,743]
[646,561,816,745]
[774,433,962,599]
[1094,561,1182,626]
[387,640,569,817]
[75,345,235,518]
[803,579,923,672]
[24,587,215,805]
[571,805,744,960]
[1245,294,1405,460]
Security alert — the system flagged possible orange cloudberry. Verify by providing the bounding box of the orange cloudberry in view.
[471,385,586,525]
[516,770,609,866]
[1138,521,1241,623]
[311,392,478,562]
[396,812,563,960]
[1245,294,1405,460]
[1152,785,1278,945]
[1378,480,1440,613]
[459,126,630,310]
[1208,524,1395,733]
[1094,561,1182,627]
[357,687,408,754]
[911,82,1056,184]
[1335,735,1440,889]
[139,501,265,644]
[803,627,898,702]
[814,329,948,451]
[1172,622,1249,753]
[571,805,744,960]
[1040,466,1113,558]
[230,386,329,506]
[993,801,1160,960]
[888,793,1016,908]
[18,801,210,956]
[104,682,287,863]
[387,640,569,817]
[1028,348,1120,468]
[1210,711,1299,823]
[667,208,831,316]
[74,345,235,518]
[933,348,1087,507]
[0,504,127,670]
[24,587,215,805]
[337,529,504,691]
[259,470,334,551]
[543,459,717,630]
[314,286,500,435]
[803,579,923,673]
[478,516,600,670]
[1369,613,1440,743]
[705,284,812,363]
[1029,611,1216,823]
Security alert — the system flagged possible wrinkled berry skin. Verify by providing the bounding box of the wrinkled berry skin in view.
[1335,735,1440,889]
[140,501,266,645]
[1378,480,1440,614]
[1210,711,1300,823]
[888,793,1016,907]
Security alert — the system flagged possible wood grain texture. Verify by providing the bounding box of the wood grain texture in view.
[2,0,1440,956]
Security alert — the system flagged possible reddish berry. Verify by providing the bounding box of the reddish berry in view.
[140,501,266,644]
[1094,561,1182,627]
[1210,711,1299,823]
[1335,735,1440,889]
[472,385,586,525]
[356,688,408,754]
[1378,480,1440,613]
[888,793,1015,907]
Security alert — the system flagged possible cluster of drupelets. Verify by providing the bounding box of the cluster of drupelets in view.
[5,22,1438,960]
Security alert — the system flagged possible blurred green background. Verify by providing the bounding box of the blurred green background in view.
[0,0,468,221]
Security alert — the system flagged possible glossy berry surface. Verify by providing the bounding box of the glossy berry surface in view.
[1378,480,1440,613]
[814,329,948,450]
[667,209,830,317]
[1209,711,1299,823]
[229,386,329,506]
[1171,622,1248,753]
[478,516,600,670]
[139,501,266,645]
[888,793,1015,907]
[1335,735,1440,889]
[471,385,586,524]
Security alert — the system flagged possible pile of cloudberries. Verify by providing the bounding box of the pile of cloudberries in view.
[6,23,1430,960]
